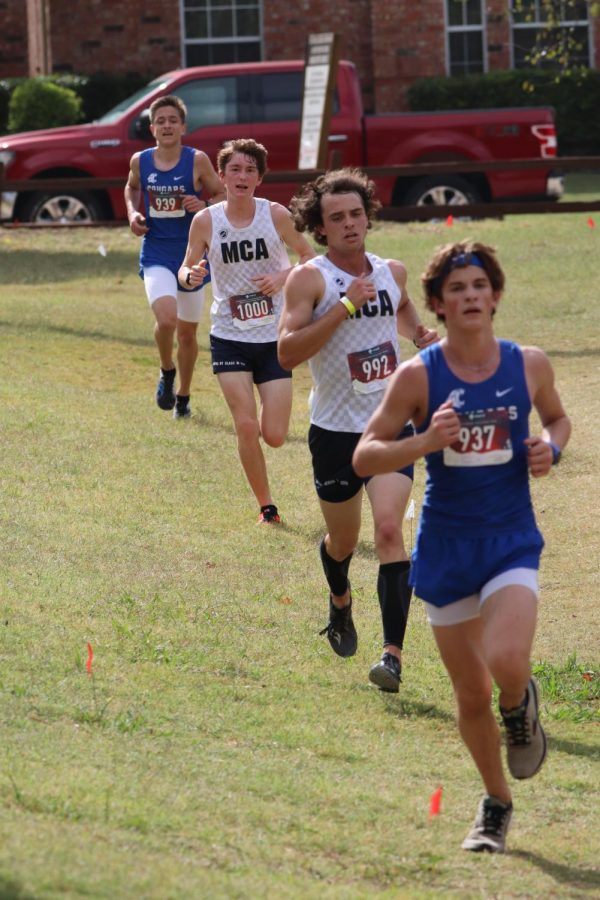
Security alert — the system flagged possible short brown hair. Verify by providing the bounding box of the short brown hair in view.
[149,95,187,123]
[217,139,268,178]
[422,239,506,320]
[289,167,381,246]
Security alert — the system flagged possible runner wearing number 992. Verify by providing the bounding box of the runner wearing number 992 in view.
[278,168,438,690]
[178,139,315,524]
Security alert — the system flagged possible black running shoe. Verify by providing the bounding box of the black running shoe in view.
[462,795,513,853]
[173,396,191,419]
[319,593,357,657]
[156,368,176,410]
[369,651,401,692]
[500,677,547,779]
[257,504,281,524]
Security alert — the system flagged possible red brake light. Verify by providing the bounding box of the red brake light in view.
[531,124,557,158]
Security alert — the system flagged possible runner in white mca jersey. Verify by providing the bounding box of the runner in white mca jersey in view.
[278,168,438,689]
[179,139,314,523]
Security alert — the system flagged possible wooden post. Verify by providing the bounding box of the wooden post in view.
[26,0,52,76]
[298,33,341,171]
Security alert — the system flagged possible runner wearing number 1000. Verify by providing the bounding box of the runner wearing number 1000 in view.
[179,139,314,524]
[278,168,438,689]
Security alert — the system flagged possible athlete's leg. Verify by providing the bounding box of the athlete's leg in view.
[366,472,413,662]
[433,618,512,805]
[176,287,204,398]
[318,492,363,608]
[176,320,199,396]
[152,295,177,370]
[217,371,272,508]
[481,585,538,710]
[256,377,293,448]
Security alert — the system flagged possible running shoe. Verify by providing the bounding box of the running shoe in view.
[369,651,401,692]
[156,368,176,410]
[319,593,357,657]
[173,396,192,419]
[500,677,547,779]
[258,504,281,524]
[462,795,513,853]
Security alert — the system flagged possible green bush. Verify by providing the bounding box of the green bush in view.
[1,72,155,134]
[8,78,82,132]
[407,69,600,155]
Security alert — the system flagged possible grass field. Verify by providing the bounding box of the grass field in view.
[0,213,598,899]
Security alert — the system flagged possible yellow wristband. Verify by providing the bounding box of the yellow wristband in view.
[339,296,356,317]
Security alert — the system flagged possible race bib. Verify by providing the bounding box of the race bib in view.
[444,408,513,467]
[229,292,275,330]
[348,341,397,395]
[148,192,185,218]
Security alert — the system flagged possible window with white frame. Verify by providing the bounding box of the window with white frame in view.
[446,0,486,75]
[182,0,262,67]
[511,0,591,68]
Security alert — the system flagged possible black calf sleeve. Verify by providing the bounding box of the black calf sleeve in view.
[320,537,353,597]
[377,560,412,649]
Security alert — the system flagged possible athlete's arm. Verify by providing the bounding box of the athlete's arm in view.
[278,263,377,370]
[124,153,148,236]
[177,209,211,288]
[388,259,438,350]
[523,345,571,477]
[251,204,315,297]
[353,358,455,476]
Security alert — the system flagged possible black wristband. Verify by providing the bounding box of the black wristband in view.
[185,270,192,287]
[550,442,561,465]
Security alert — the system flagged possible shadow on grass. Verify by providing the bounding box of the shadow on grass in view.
[548,734,600,761]
[0,318,152,349]
[513,849,600,892]
[547,347,600,359]
[1,249,133,283]
[379,694,455,724]
[0,877,36,900]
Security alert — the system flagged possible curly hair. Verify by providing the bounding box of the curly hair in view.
[421,239,506,321]
[289,167,381,246]
[217,138,268,178]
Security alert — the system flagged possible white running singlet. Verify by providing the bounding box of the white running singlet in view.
[208,198,291,343]
[308,252,402,432]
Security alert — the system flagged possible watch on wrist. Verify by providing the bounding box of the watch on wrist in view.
[550,442,561,465]
[185,270,192,287]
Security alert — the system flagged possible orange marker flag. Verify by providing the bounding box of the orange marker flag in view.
[429,785,443,819]
[86,642,94,674]
[446,215,454,226]
[587,216,595,229]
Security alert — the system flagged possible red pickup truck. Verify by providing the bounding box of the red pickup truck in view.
[0,59,561,223]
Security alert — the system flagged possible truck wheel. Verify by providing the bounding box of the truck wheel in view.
[403,176,480,207]
[18,190,103,224]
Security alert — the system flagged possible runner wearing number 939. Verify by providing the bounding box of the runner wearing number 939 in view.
[278,168,438,690]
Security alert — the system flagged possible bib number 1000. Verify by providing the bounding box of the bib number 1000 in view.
[229,292,275,330]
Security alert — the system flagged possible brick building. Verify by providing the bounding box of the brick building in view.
[1,0,598,112]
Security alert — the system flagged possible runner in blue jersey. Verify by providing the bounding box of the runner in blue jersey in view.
[353,240,571,853]
[125,95,224,418]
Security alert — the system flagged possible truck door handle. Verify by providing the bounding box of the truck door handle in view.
[328,134,348,143]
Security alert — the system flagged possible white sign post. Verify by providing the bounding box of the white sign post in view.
[298,33,341,171]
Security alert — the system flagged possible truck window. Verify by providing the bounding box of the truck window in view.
[254,72,303,122]
[251,72,340,123]
[175,76,251,130]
